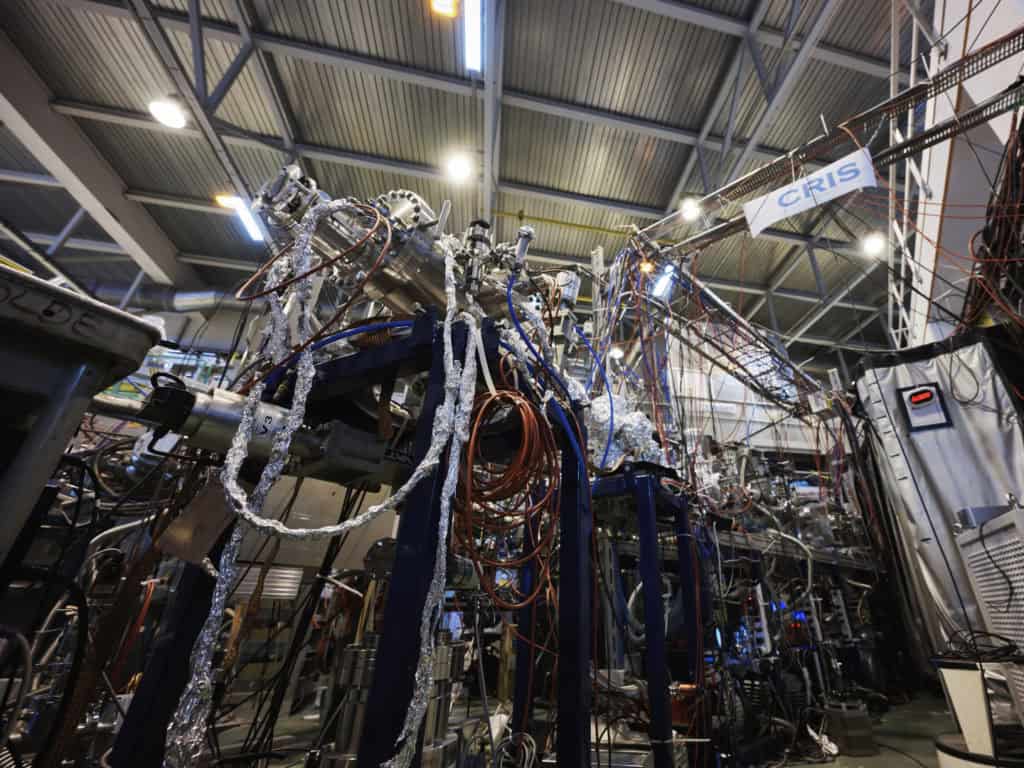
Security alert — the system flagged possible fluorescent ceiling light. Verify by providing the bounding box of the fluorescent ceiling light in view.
[639,260,655,274]
[608,346,625,360]
[464,0,482,72]
[148,97,187,129]
[861,231,887,257]
[431,0,458,17]
[215,194,264,241]
[652,264,675,298]
[680,197,701,222]
[444,152,474,184]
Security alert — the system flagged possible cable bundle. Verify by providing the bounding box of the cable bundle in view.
[962,113,1024,330]
[455,390,560,611]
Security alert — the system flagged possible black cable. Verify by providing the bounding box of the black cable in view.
[979,516,1015,613]
[239,486,366,763]
[97,455,170,519]
[15,569,88,768]
[46,456,90,585]
[218,302,252,389]
[149,371,187,391]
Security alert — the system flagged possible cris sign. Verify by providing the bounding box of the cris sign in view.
[742,148,877,237]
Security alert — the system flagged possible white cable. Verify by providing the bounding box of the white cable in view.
[86,515,155,554]
[474,321,497,396]
[767,528,813,605]
[324,576,363,599]
[625,576,672,643]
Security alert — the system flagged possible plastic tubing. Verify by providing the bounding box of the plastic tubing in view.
[574,325,613,469]
[506,275,572,400]
[264,320,414,390]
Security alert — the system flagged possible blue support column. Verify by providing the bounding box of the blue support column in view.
[634,473,674,768]
[357,324,467,768]
[553,404,592,768]
[668,491,698,685]
[512,519,538,734]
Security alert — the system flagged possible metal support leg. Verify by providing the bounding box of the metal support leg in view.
[108,561,218,767]
[512,519,538,734]
[356,324,468,768]
[670,492,698,685]
[555,405,592,768]
[667,488,703,767]
[634,474,673,768]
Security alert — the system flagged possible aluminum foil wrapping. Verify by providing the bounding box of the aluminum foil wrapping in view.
[227,239,465,542]
[588,393,627,468]
[385,313,478,768]
[497,328,548,403]
[587,393,663,467]
[167,209,478,766]
[164,200,341,766]
[617,408,664,464]
[521,302,557,365]
[564,373,588,404]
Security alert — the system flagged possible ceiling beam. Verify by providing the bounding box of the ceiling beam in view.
[840,306,887,343]
[0,31,196,285]
[0,228,141,255]
[525,249,877,312]
[725,0,840,181]
[52,0,885,163]
[0,217,85,291]
[784,262,881,347]
[51,100,447,181]
[229,0,302,167]
[501,92,822,172]
[609,0,905,82]
[13,91,871,253]
[126,0,255,202]
[667,0,770,210]
[180,252,254,271]
[784,335,887,353]
[742,207,854,319]
[482,0,505,223]
[125,190,234,215]
[45,207,87,259]
[0,168,63,187]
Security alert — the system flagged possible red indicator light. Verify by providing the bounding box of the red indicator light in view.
[909,389,934,406]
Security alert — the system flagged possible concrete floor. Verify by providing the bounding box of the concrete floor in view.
[254,693,955,767]
[829,695,954,768]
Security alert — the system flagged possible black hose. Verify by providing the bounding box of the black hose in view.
[13,569,88,768]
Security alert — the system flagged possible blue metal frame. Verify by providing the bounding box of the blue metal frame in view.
[662,489,698,686]
[357,321,470,767]
[591,469,697,768]
[512,517,539,735]
[553,403,592,768]
[634,473,673,768]
[108,543,223,767]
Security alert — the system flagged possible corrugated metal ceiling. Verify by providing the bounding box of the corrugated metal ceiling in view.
[504,0,740,132]
[500,107,687,208]
[0,0,921,348]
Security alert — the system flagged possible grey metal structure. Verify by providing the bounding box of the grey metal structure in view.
[955,507,1024,727]
[0,264,160,566]
[0,0,916,373]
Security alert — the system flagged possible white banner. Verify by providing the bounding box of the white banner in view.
[742,148,877,236]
